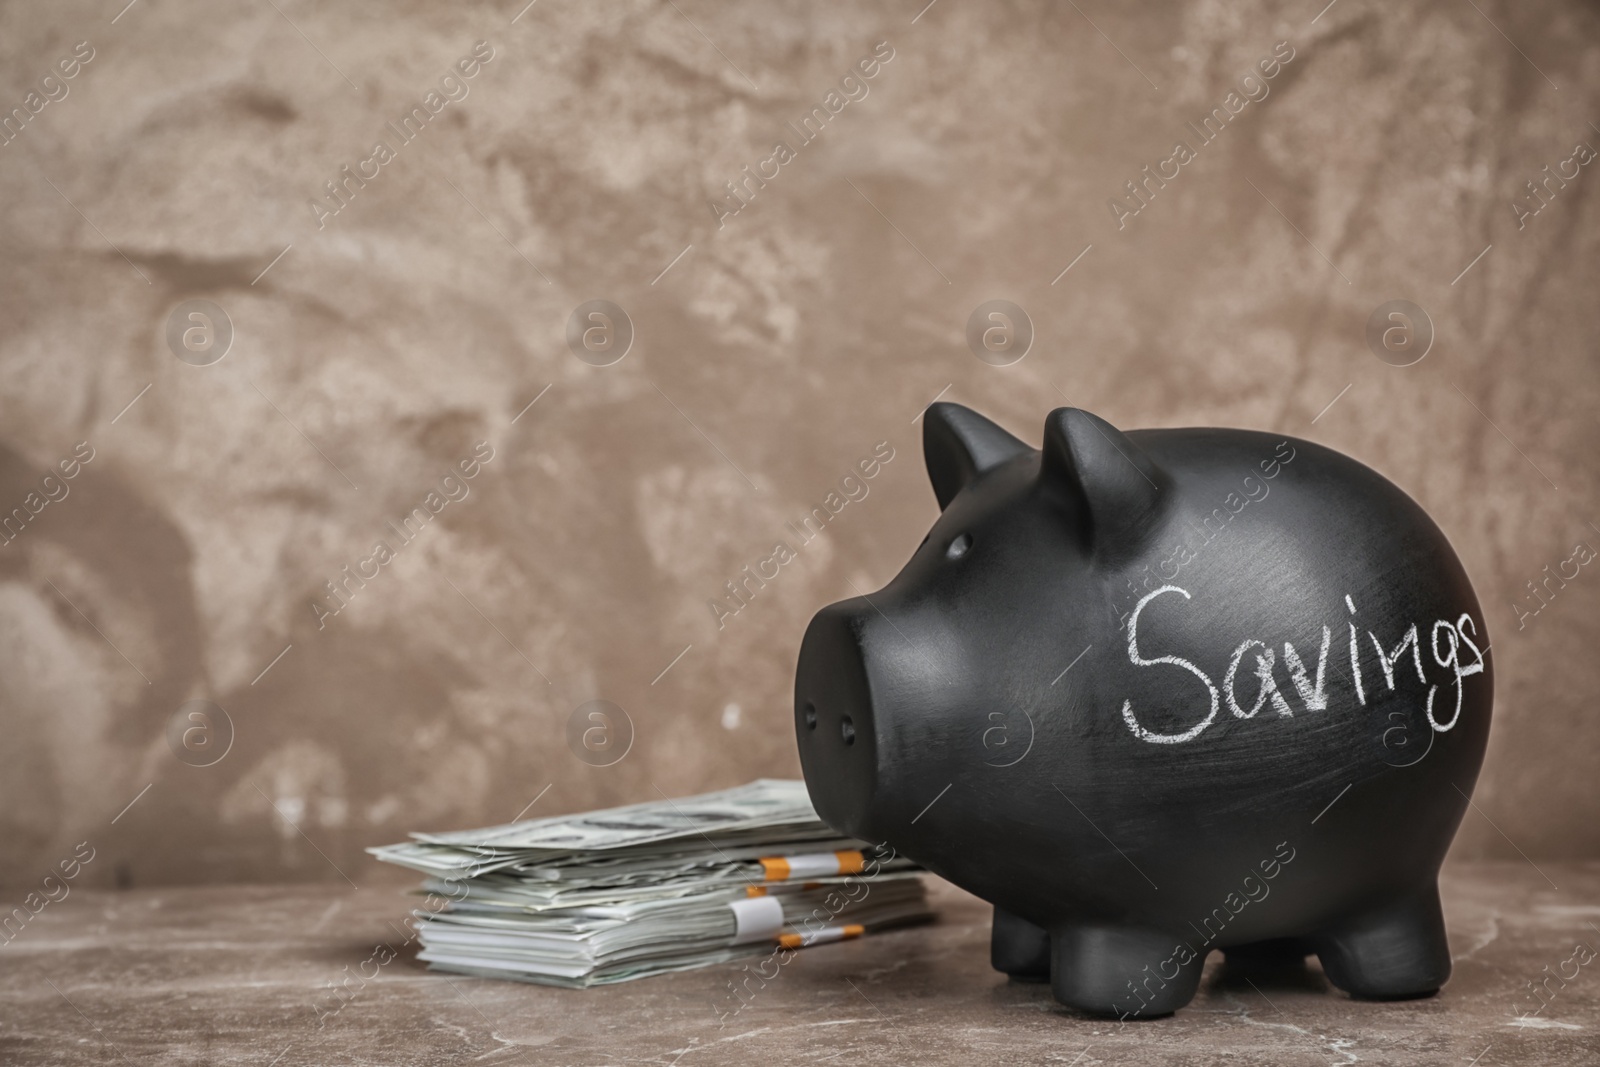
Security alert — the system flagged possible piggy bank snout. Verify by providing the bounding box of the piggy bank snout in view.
[795,601,882,838]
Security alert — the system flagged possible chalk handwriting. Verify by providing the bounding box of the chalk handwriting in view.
[1119,586,1485,745]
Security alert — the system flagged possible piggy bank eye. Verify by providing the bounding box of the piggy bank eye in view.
[946,533,972,560]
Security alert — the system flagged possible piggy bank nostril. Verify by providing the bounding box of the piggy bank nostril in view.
[804,702,817,730]
[840,716,856,745]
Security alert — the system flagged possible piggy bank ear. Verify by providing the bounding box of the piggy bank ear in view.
[922,402,1033,509]
[1041,407,1168,554]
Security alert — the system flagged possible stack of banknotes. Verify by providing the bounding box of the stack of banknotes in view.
[369,780,934,986]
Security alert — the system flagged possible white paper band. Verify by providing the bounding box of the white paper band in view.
[791,924,859,947]
[728,895,785,944]
[779,852,847,879]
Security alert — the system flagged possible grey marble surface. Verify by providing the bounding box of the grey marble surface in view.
[4,862,1598,1065]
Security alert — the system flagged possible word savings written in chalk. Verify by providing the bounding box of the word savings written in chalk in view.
[1119,588,1486,745]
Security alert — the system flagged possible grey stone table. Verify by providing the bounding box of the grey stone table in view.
[4,862,1597,1065]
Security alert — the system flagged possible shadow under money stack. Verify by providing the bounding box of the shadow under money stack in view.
[369,780,934,986]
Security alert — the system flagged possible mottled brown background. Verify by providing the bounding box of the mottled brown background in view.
[1,0,1596,890]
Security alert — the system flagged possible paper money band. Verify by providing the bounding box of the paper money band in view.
[728,895,786,944]
[778,924,865,950]
[759,850,865,881]
[744,883,823,896]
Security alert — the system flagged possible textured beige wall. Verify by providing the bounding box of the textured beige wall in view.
[1,0,1597,888]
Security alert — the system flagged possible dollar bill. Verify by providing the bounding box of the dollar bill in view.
[370,780,935,988]
[412,779,820,850]
[412,878,933,986]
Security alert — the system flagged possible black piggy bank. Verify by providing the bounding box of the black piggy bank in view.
[794,403,1491,1018]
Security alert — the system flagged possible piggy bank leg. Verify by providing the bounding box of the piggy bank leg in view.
[991,907,1051,982]
[1050,925,1206,1018]
[1313,882,1451,1000]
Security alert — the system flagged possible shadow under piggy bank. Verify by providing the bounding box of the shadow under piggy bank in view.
[795,403,1491,1018]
